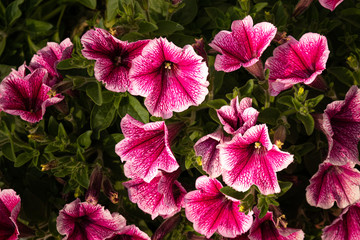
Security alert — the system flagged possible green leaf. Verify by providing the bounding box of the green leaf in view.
[328,67,357,87]
[77,0,96,9]
[154,20,184,35]
[2,142,16,162]
[57,58,89,70]
[340,8,360,28]
[209,108,220,124]
[205,7,225,20]
[48,116,59,136]
[207,99,228,109]
[0,64,14,79]
[106,0,119,22]
[138,21,158,34]
[57,123,68,140]
[119,95,149,123]
[0,33,6,57]
[273,0,288,29]
[251,2,268,13]
[73,165,89,188]
[277,95,294,108]
[257,196,269,218]
[14,151,35,167]
[171,0,198,25]
[5,0,24,26]
[239,79,254,97]
[220,186,248,200]
[257,107,281,125]
[296,112,314,135]
[25,19,53,32]
[90,102,117,139]
[306,95,324,108]
[277,181,293,197]
[86,82,103,106]
[77,130,93,149]
[121,32,145,42]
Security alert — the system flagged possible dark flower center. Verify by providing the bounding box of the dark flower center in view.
[113,56,122,66]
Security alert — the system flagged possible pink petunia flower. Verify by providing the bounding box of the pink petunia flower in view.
[0,189,21,240]
[266,33,329,96]
[128,37,209,119]
[322,201,360,239]
[184,176,253,238]
[115,114,180,183]
[217,96,259,135]
[317,85,360,165]
[306,162,360,209]
[194,127,230,178]
[0,68,64,123]
[319,0,344,11]
[29,38,73,87]
[81,28,149,92]
[56,198,125,240]
[209,15,276,79]
[123,171,186,219]
[248,208,304,240]
[106,225,151,240]
[220,124,294,195]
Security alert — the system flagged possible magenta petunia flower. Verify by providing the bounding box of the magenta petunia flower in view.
[220,124,294,195]
[0,68,64,123]
[128,37,209,119]
[266,33,329,96]
[0,189,21,240]
[319,0,344,11]
[317,85,360,165]
[208,15,276,73]
[81,28,149,92]
[194,127,230,178]
[29,38,73,87]
[56,198,125,240]
[249,209,304,240]
[306,162,360,209]
[123,171,186,219]
[106,225,151,240]
[184,176,253,238]
[322,201,360,240]
[217,96,259,135]
[115,114,180,182]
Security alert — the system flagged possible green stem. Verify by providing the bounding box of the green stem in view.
[282,109,297,116]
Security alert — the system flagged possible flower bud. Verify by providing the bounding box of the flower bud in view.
[102,177,119,204]
[85,165,103,205]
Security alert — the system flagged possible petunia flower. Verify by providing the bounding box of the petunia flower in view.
[0,189,21,240]
[306,162,360,209]
[248,208,304,240]
[128,37,209,119]
[194,127,230,178]
[123,171,186,219]
[115,114,180,182]
[29,38,73,87]
[0,68,64,123]
[184,176,253,238]
[220,124,294,195]
[216,96,259,135]
[106,225,151,240]
[316,85,360,165]
[319,0,344,11]
[209,15,276,80]
[322,201,360,239]
[81,28,149,92]
[56,198,125,240]
[265,33,329,96]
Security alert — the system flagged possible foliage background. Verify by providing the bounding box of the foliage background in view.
[1,0,360,239]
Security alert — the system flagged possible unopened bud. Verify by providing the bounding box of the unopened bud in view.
[293,0,314,17]
[102,177,119,204]
[85,165,103,205]
[192,38,207,64]
[274,125,287,144]
[273,31,289,45]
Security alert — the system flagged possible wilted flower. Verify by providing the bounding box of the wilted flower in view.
[0,68,64,123]
[248,208,304,240]
[194,127,230,178]
[317,85,360,165]
[318,0,344,11]
[123,171,186,219]
[266,33,329,96]
[29,38,73,87]
[115,114,180,182]
[217,96,259,135]
[128,37,209,119]
[85,165,103,205]
[220,124,294,195]
[209,15,276,80]
[81,28,149,92]
[56,198,125,240]
[306,162,360,209]
[322,201,360,239]
[184,176,253,238]
[0,189,21,240]
[106,225,151,240]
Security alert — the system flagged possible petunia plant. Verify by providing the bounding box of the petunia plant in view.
[1,0,360,239]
